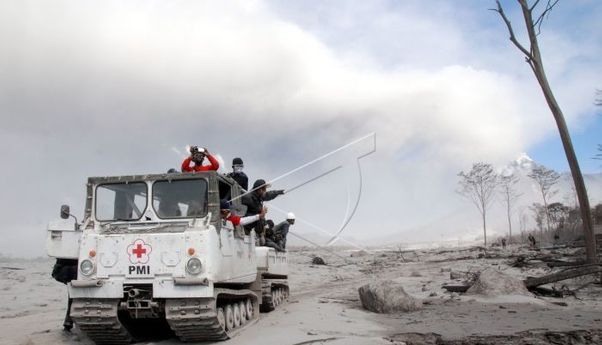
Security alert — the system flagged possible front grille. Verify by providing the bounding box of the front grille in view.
[121,284,162,319]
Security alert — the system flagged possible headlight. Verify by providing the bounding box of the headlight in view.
[186,258,202,275]
[80,259,95,276]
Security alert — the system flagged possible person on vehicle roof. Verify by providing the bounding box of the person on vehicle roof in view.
[220,200,266,227]
[264,220,284,252]
[242,179,285,243]
[227,157,248,191]
[181,146,219,172]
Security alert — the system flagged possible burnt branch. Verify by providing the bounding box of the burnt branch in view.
[533,0,560,36]
[529,0,542,12]
[492,0,533,60]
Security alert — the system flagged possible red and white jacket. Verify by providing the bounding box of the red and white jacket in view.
[181,154,220,172]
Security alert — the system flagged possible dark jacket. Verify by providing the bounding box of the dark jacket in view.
[227,171,249,191]
[242,190,284,216]
[273,221,290,238]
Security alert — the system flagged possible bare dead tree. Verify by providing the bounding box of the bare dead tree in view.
[518,206,529,241]
[499,173,522,243]
[530,202,546,239]
[492,0,597,263]
[458,163,498,246]
[528,164,560,233]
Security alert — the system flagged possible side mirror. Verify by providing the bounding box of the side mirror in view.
[60,205,71,219]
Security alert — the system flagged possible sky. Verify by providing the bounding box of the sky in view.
[0,0,601,257]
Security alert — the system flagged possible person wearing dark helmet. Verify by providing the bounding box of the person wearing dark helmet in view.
[242,179,285,244]
[181,146,219,172]
[227,157,248,191]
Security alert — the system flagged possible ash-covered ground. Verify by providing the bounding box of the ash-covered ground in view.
[1,245,600,345]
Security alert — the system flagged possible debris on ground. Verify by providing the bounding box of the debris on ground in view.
[388,329,602,345]
[524,265,602,289]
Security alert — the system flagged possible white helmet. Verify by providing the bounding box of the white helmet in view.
[286,212,295,220]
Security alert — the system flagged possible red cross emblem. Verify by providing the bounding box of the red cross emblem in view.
[127,239,152,264]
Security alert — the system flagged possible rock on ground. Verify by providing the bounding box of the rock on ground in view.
[311,256,326,265]
[358,280,422,313]
[467,268,531,297]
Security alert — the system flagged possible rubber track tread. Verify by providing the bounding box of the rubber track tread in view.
[70,299,133,345]
[260,279,289,312]
[165,289,258,342]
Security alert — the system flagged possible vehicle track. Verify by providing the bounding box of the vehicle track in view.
[70,298,133,345]
[165,289,259,342]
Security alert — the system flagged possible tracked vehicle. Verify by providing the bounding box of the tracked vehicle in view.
[46,171,289,344]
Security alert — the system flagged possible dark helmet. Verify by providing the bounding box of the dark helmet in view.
[232,157,243,166]
[220,200,231,210]
[252,179,267,190]
[167,168,178,173]
[266,219,275,228]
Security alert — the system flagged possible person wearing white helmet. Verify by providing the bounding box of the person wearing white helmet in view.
[273,212,295,250]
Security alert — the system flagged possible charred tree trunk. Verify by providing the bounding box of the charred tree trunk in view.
[507,204,512,243]
[494,0,597,264]
[519,1,596,263]
[482,204,487,247]
[524,265,602,288]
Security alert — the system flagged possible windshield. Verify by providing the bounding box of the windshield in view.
[95,182,148,221]
[153,179,208,219]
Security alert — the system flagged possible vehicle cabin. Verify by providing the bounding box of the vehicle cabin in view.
[83,171,246,233]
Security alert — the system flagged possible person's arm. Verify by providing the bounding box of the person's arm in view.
[181,157,193,172]
[226,215,241,226]
[263,189,285,201]
[204,154,220,171]
[226,214,261,227]
[238,214,260,226]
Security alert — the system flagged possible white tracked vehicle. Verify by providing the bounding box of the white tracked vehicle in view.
[46,172,289,344]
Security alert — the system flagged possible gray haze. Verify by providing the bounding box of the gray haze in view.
[1,1,601,257]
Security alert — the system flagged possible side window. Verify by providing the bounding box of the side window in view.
[218,180,232,202]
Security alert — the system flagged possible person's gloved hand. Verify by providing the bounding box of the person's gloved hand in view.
[259,207,268,219]
[275,190,285,195]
